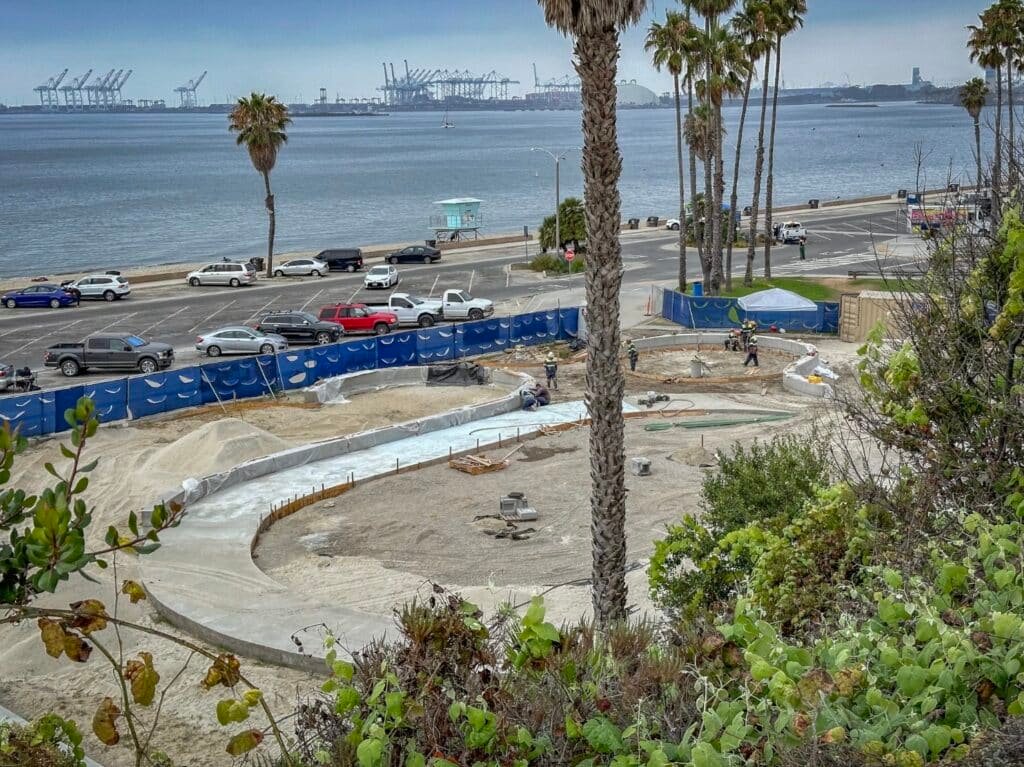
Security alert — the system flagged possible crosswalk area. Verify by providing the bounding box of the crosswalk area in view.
[773,251,922,275]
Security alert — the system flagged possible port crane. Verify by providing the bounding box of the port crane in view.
[174,71,207,108]
[60,68,92,109]
[33,69,68,109]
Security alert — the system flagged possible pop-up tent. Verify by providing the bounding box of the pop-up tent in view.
[737,288,817,313]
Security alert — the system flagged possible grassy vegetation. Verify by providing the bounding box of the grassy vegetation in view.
[685,276,920,302]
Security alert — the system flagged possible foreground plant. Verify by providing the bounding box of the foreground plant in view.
[0,398,292,765]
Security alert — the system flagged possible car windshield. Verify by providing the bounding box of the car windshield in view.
[124,335,146,347]
[369,266,388,274]
[408,296,424,305]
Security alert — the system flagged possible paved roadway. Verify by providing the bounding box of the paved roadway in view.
[0,202,922,392]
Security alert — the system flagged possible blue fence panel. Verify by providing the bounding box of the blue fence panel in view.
[38,390,57,435]
[819,302,840,333]
[197,358,276,403]
[415,326,455,364]
[306,344,347,381]
[52,385,85,433]
[339,338,378,373]
[558,307,580,338]
[661,291,839,333]
[510,311,556,345]
[376,331,418,368]
[0,392,45,438]
[128,368,203,419]
[83,378,129,424]
[455,318,505,357]
[277,349,314,390]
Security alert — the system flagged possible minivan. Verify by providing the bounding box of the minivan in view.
[186,262,256,288]
[316,249,364,272]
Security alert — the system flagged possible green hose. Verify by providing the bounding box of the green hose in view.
[643,413,793,431]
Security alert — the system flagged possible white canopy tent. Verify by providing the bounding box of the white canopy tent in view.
[737,288,817,313]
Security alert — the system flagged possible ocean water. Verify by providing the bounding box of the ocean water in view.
[0,102,987,277]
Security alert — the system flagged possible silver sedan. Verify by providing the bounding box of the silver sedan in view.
[273,258,328,278]
[195,326,288,357]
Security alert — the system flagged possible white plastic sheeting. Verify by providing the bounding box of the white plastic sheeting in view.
[737,288,817,312]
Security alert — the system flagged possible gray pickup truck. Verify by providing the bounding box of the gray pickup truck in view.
[44,333,175,377]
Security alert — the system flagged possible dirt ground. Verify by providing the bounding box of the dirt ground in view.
[255,404,816,626]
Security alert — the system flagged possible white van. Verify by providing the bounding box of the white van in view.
[186,262,256,288]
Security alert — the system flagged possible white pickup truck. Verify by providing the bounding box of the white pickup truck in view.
[776,221,807,244]
[363,293,444,327]
[440,289,494,321]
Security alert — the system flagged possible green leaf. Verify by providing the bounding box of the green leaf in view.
[225,730,263,756]
[936,563,969,594]
[905,733,929,759]
[896,665,928,697]
[332,659,354,681]
[582,717,623,754]
[524,596,545,627]
[356,738,383,767]
[692,742,726,767]
[533,622,560,642]
[993,612,1022,639]
[923,725,952,757]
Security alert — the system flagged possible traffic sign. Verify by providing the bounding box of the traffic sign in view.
[565,248,575,262]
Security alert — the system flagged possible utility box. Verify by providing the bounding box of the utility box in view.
[631,457,652,476]
[499,492,538,522]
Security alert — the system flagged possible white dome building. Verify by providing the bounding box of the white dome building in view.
[616,80,658,106]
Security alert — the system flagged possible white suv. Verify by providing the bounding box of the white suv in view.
[187,262,256,288]
[363,265,399,289]
[65,274,131,301]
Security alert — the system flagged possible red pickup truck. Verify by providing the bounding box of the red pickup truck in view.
[317,303,400,335]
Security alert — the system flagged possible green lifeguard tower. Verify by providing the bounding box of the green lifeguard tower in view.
[430,198,483,242]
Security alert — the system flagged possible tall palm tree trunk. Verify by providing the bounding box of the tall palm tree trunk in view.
[711,100,725,293]
[262,171,276,277]
[1007,50,1015,187]
[762,34,783,280]
[702,17,714,291]
[995,65,1004,197]
[975,115,984,192]
[727,67,754,292]
[688,79,702,275]
[673,72,687,291]
[576,24,628,626]
[745,50,771,286]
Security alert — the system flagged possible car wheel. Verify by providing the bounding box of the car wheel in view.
[468,308,483,320]
[670,223,680,230]
[315,332,331,345]
[5,299,15,309]
[418,314,435,327]
[389,256,398,264]
[49,298,61,309]
[259,343,275,355]
[189,277,200,287]
[206,345,222,357]
[315,270,325,278]
[347,264,356,272]
[103,290,115,302]
[138,358,158,374]
[374,322,390,335]
[60,359,80,377]
[229,278,240,287]
[274,270,284,277]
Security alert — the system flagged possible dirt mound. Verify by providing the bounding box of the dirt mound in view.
[142,417,290,477]
[669,446,718,466]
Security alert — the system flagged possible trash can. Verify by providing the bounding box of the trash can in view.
[692,281,703,297]
[743,206,752,216]
[627,217,640,230]
[646,216,660,227]
[425,239,437,248]
[948,183,960,193]
[250,257,265,272]
[808,199,819,209]
[105,270,121,276]
[897,189,908,199]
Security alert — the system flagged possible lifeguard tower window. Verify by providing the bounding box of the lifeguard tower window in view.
[430,197,484,242]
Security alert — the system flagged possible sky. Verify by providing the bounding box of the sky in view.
[0,0,992,106]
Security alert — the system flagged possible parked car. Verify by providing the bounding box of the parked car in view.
[252,311,343,345]
[386,245,442,264]
[273,258,328,278]
[2,284,79,309]
[361,293,443,327]
[776,221,807,244]
[316,304,400,335]
[316,249,364,272]
[665,218,681,231]
[63,274,131,301]
[364,264,400,289]
[195,326,288,357]
[186,262,256,287]
[0,362,14,392]
[440,288,494,320]
[44,333,174,377]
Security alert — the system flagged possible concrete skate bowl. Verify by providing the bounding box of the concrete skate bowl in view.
[139,364,594,672]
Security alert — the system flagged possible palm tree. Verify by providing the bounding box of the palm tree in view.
[684,103,716,265]
[969,19,1005,196]
[744,2,778,286]
[228,93,291,278]
[960,77,990,192]
[646,10,693,292]
[726,1,769,291]
[992,0,1022,185]
[684,4,703,279]
[762,0,805,280]
[537,0,646,628]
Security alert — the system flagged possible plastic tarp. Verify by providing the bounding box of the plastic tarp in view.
[426,362,490,386]
[737,288,817,312]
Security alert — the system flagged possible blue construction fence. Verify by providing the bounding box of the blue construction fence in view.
[660,290,839,334]
[0,308,580,439]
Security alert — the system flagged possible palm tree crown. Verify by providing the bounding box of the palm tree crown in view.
[961,77,989,121]
[229,93,291,175]
[538,0,645,34]
[644,10,691,77]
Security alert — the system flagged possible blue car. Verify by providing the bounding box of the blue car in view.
[2,284,79,309]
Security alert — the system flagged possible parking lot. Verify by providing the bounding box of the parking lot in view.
[0,201,921,393]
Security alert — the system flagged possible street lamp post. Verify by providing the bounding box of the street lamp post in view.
[531,147,568,254]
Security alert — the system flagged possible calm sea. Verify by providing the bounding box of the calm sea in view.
[0,102,987,277]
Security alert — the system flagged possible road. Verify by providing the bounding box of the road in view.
[0,202,921,392]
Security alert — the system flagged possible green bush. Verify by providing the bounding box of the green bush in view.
[0,716,85,767]
[649,435,831,618]
[529,252,585,274]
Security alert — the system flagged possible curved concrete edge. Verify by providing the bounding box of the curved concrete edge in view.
[140,368,561,672]
[303,365,517,404]
[631,332,834,399]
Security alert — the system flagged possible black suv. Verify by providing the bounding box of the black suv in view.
[316,249,364,272]
[253,311,344,345]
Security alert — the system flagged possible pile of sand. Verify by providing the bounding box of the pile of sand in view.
[141,417,290,478]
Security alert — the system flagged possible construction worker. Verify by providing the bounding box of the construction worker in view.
[544,352,558,390]
[740,319,756,350]
[743,334,760,367]
[724,328,742,352]
[627,341,639,372]
[799,235,807,261]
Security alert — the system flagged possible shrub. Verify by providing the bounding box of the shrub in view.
[528,252,585,274]
[0,716,85,767]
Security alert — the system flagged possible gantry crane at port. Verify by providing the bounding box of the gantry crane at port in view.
[379,61,519,106]
[174,71,207,108]
[33,69,68,109]
[59,68,92,110]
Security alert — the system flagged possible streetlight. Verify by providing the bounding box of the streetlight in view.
[531,146,569,254]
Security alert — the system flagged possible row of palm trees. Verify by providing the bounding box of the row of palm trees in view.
[967,0,1024,199]
[645,0,805,294]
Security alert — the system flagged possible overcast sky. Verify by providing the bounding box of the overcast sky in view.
[0,0,991,105]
